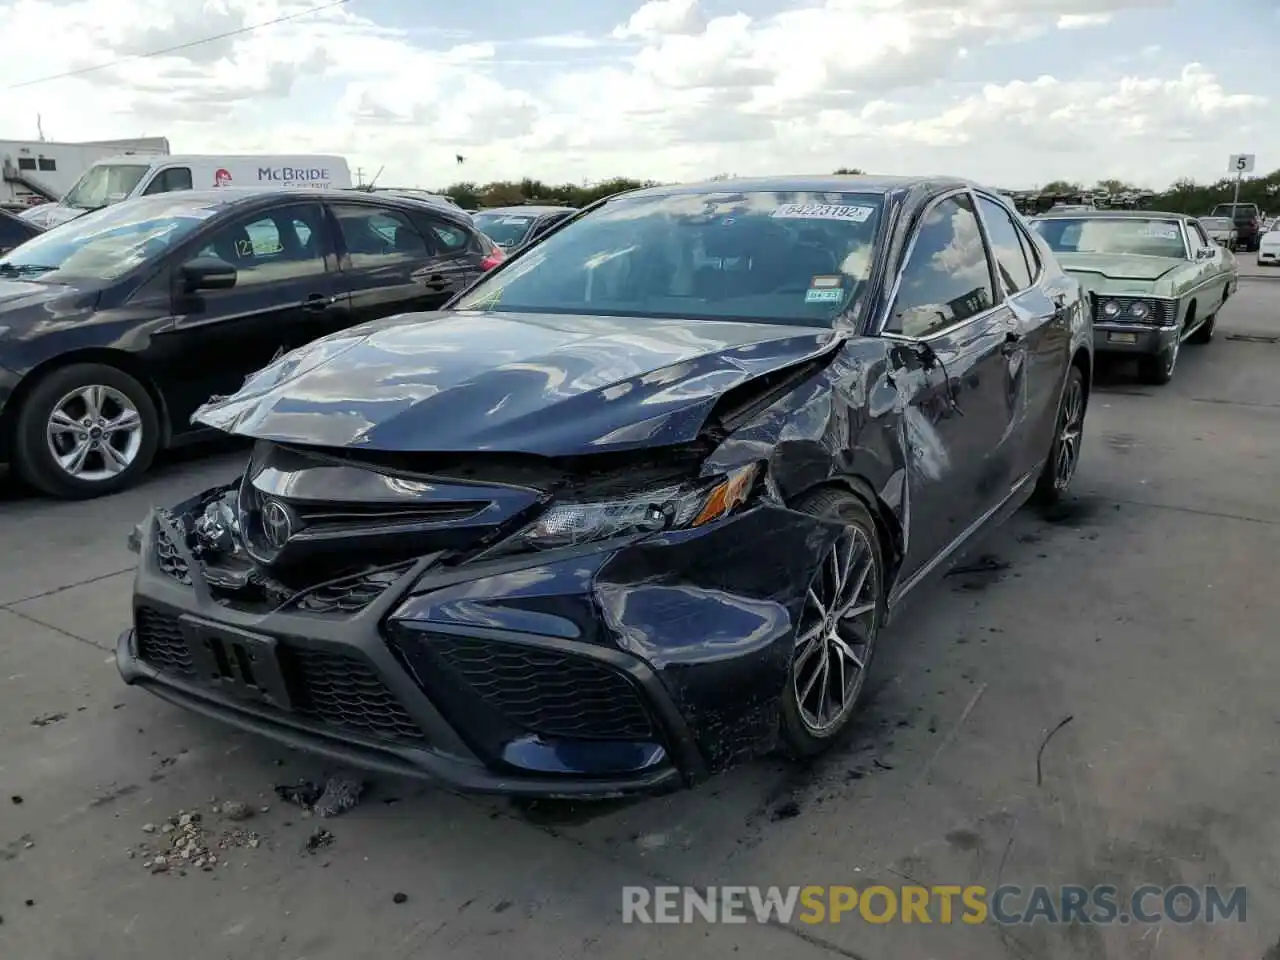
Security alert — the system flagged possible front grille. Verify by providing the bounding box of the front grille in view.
[155,522,192,586]
[1091,294,1174,325]
[288,648,425,742]
[132,607,425,743]
[431,636,655,740]
[135,607,195,676]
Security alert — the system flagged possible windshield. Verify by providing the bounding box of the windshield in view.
[474,212,538,248]
[1030,217,1187,259]
[1211,204,1257,218]
[62,164,150,211]
[0,198,218,281]
[456,190,885,326]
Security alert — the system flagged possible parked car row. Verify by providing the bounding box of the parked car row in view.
[0,187,504,497]
[109,174,1096,799]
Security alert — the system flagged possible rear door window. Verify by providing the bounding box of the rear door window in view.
[329,204,432,267]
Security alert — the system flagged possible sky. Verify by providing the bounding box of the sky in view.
[0,0,1276,191]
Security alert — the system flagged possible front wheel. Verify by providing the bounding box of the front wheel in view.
[1031,365,1085,507]
[1138,338,1179,385]
[13,363,160,499]
[779,488,884,759]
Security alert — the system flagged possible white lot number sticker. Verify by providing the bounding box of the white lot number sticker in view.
[501,217,531,225]
[772,203,874,223]
[1142,223,1180,240]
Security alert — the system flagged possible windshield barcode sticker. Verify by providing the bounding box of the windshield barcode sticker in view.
[1143,223,1179,239]
[772,204,874,222]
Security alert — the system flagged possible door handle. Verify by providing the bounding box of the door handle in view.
[1000,330,1022,355]
[420,274,450,291]
[302,294,334,312]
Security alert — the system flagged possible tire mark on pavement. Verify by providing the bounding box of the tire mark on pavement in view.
[1103,497,1280,527]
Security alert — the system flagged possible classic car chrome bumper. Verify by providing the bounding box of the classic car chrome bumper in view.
[1093,322,1178,356]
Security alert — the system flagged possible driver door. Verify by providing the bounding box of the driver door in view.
[881,190,1029,587]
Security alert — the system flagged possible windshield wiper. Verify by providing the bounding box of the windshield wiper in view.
[0,263,56,277]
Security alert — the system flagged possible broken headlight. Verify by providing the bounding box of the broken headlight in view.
[497,462,760,554]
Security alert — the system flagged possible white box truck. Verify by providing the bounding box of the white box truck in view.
[21,153,354,228]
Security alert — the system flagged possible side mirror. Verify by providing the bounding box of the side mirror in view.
[179,256,237,293]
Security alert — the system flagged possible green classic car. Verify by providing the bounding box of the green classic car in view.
[1028,210,1237,384]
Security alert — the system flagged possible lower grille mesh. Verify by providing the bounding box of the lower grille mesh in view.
[135,607,195,676]
[431,635,655,740]
[288,648,425,742]
[132,608,424,743]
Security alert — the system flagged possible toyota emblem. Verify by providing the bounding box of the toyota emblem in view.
[260,498,293,549]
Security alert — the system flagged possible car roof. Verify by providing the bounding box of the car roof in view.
[1031,208,1188,220]
[478,205,576,215]
[620,174,979,201]
[104,188,476,226]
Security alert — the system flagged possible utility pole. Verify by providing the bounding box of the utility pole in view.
[355,167,365,187]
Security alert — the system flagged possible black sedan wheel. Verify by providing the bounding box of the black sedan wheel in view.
[779,488,883,758]
[14,363,160,499]
[1032,365,1085,506]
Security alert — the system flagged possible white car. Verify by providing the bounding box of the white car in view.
[1258,228,1280,267]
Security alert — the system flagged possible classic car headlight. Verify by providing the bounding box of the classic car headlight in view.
[498,463,761,554]
[1128,301,1150,319]
[1101,300,1121,318]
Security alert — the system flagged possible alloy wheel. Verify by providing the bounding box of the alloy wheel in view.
[792,525,879,735]
[45,385,144,482]
[1053,376,1085,490]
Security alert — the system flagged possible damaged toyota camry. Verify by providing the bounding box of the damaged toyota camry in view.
[118,176,1092,797]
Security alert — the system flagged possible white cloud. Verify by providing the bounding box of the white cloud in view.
[0,0,1274,192]
[612,0,707,40]
[1057,12,1112,28]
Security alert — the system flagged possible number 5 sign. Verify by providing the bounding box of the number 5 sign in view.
[1228,154,1256,174]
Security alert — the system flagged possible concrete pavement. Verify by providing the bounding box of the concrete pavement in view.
[2,281,1279,959]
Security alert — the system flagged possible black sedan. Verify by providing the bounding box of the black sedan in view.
[0,207,42,255]
[118,176,1092,797]
[0,188,504,497]
[473,205,577,252]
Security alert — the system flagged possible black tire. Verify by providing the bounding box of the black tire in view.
[778,487,884,759]
[1031,365,1085,507]
[1138,335,1180,386]
[1188,313,1215,345]
[13,363,160,499]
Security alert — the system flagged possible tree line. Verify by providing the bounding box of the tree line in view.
[438,168,1280,213]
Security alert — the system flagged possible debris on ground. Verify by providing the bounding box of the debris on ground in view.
[769,801,801,822]
[313,777,365,817]
[275,780,324,810]
[393,892,408,904]
[220,800,253,821]
[275,776,365,817]
[135,806,265,875]
[304,828,335,854]
[30,713,67,728]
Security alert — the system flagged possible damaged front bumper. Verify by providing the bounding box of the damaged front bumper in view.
[118,479,832,797]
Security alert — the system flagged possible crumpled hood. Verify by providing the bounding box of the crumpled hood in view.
[1055,253,1183,283]
[193,310,841,455]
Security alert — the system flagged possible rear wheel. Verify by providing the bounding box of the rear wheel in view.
[13,363,160,499]
[779,488,884,758]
